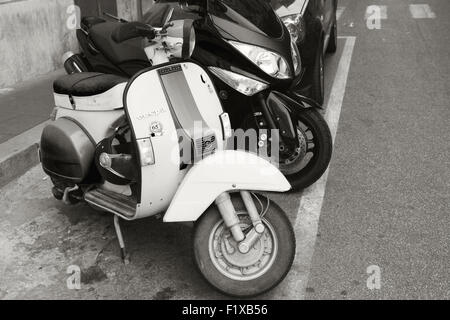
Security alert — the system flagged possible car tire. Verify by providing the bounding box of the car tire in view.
[327,19,338,54]
[311,41,325,106]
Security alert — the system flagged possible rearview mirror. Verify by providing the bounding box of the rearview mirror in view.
[178,1,205,14]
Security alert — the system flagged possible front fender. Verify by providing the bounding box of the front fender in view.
[163,150,291,223]
[275,90,322,110]
[266,90,321,139]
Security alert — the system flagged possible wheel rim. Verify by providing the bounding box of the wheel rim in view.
[208,213,278,281]
[240,113,323,177]
[279,126,308,166]
[279,119,320,176]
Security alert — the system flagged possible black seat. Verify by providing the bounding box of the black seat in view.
[89,22,149,65]
[53,72,128,97]
[81,16,106,31]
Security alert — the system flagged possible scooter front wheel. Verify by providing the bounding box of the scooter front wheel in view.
[280,108,333,191]
[193,193,295,298]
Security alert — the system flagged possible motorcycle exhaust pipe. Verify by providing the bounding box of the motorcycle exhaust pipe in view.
[62,51,89,74]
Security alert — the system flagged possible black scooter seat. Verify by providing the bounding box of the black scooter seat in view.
[81,16,106,31]
[53,72,128,97]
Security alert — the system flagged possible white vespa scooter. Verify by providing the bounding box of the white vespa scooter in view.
[40,17,295,297]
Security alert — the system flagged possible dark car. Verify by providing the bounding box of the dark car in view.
[271,0,338,105]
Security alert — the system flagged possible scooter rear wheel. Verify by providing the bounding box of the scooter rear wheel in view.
[193,193,295,298]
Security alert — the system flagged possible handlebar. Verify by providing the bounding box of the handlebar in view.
[111,22,157,43]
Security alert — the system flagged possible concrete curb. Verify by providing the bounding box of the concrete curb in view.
[0,121,50,189]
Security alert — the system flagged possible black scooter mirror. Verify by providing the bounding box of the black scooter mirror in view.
[178,0,205,14]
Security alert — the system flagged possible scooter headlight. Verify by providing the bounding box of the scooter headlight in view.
[281,14,306,44]
[229,41,292,79]
[208,67,269,96]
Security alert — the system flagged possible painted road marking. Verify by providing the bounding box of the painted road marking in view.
[278,36,356,299]
[0,88,14,95]
[365,5,388,20]
[337,7,346,21]
[409,4,436,19]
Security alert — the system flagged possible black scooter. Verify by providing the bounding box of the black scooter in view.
[67,0,332,190]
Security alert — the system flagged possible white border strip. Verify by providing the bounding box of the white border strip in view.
[409,4,436,19]
[336,7,346,21]
[279,36,356,299]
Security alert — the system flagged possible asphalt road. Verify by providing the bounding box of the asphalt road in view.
[0,70,62,144]
[0,0,449,300]
[305,0,450,300]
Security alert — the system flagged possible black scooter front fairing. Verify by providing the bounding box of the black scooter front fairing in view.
[204,0,295,87]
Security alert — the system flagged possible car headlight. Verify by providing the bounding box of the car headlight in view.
[208,67,269,96]
[228,41,292,79]
[281,14,306,44]
[291,41,302,76]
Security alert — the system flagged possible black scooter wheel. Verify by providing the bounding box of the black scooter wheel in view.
[193,193,295,298]
[280,108,333,191]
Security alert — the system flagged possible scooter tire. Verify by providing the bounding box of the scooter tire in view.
[283,108,333,191]
[193,193,295,298]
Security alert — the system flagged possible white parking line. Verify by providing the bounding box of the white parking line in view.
[278,36,356,299]
[336,7,346,21]
[409,4,436,19]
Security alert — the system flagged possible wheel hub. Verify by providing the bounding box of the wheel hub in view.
[282,127,308,165]
[220,231,265,268]
[209,215,278,281]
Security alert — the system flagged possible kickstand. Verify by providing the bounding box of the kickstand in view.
[113,215,130,265]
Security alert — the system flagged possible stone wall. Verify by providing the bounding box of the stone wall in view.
[117,0,140,21]
[0,0,154,88]
[0,0,78,88]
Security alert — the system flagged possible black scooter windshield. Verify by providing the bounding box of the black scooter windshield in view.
[208,0,283,38]
[144,0,283,38]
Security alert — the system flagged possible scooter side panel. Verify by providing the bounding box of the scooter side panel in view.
[163,150,291,223]
[124,68,183,219]
[124,62,228,219]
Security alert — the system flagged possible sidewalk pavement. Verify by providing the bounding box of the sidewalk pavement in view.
[0,69,64,188]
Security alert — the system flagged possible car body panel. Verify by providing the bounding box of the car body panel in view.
[271,0,337,98]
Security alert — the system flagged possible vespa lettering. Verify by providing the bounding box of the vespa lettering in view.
[136,108,167,121]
